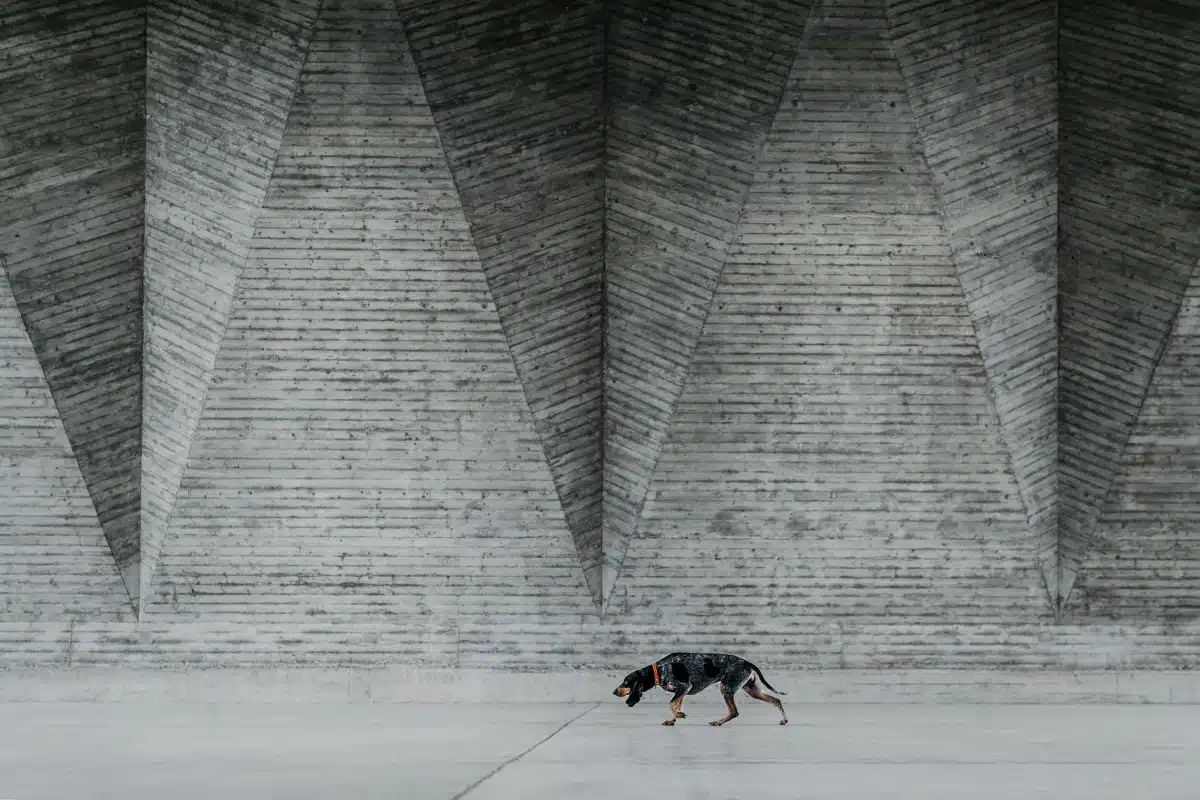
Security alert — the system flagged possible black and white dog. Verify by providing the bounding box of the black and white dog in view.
[613,652,787,726]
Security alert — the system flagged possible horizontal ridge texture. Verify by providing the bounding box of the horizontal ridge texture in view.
[886,0,1057,601]
[1058,0,1200,599]
[0,268,132,620]
[1075,273,1200,621]
[609,0,1047,633]
[150,0,596,632]
[396,0,606,606]
[0,0,145,603]
[142,0,321,605]
[603,0,816,608]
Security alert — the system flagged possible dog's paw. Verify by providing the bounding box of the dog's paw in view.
[779,719,788,726]
[676,712,686,719]
[709,721,723,727]
[662,719,675,726]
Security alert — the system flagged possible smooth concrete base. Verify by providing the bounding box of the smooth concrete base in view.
[1,699,1197,799]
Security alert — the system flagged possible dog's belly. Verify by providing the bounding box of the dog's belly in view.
[686,677,719,695]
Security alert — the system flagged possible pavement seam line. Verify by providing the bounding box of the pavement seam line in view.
[451,702,602,799]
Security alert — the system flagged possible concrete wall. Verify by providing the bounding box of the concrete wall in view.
[603,0,814,609]
[142,0,321,614]
[397,0,607,607]
[1058,0,1200,605]
[2,0,1199,670]
[0,0,145,605]
[887,0,1058,600]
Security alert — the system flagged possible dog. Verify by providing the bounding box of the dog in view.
[613,652,788,726]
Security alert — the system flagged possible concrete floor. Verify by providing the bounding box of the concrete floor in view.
[1,699,1197,799]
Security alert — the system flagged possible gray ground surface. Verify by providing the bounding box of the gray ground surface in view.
[1,700,1196,798]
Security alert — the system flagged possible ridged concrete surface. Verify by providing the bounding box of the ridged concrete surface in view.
[602,0,815,610]
[1073,272,1200,621]
[396,0,606,606]
[149,0,596,635]
[2,0,1200,669]
[1058,0,1200,603]
[4,619,1200,668]
[0,269,132,621]
[608,0,1047,635]
[142,0,321,610]
[0,0,145,605]
[886,0,1057,603]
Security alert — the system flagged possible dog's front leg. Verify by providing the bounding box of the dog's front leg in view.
[662,689,688,726]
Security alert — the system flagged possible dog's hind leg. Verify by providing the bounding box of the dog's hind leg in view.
[744,680,788,726]
[663,689,688,726]
[709,691,740,726]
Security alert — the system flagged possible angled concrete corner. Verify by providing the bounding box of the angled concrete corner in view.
[141,0,321,605]
[0,266,135,621]
[396,0,606,608]
[602,0,817,611]
[1070,268,1200,619]
[148,0,598,630]
[0,0,146,611]
[885,0,1058,608]
[1058,0,1200,608]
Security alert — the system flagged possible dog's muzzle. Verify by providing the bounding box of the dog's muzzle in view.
[614,687,630,697]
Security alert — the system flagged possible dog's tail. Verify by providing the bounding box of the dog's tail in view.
[747,661,786,696]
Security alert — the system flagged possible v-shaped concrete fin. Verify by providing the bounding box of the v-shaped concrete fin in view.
[1069,267,1200,618]
[1058,0,1200,608]
[395,0,606,607]
[0,263,134,620]
[610,0,1047,629]
[0,0,146,610]
[601,0,817,611]
[141,0,321,609]
[885,0,1058,607]
[151,0,598,624]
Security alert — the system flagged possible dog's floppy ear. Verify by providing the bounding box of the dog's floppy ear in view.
[625,684,642,707]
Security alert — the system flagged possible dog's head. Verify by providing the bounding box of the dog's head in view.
[613,666,655,707]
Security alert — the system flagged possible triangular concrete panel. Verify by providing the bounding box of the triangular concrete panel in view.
[394,0,606,608]
[150,0,596,625]
[0,262,133,619]
[1071,269,1200,619]
[141,0,321,610]
[0,0,146,606]
[1058,0,1200,606]
[885,0,1058,607]
[610,0,1047,628]
[602,0,816,611]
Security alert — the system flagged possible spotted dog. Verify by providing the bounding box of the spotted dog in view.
[613,652,788,726]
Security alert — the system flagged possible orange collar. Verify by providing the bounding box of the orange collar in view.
[651,662,660,686]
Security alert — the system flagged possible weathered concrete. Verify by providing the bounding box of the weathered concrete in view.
[147,0,597,638]
[2,0,1200,672]
[397,0,607,606]
[1073,272,1200,620]
[0,0,146,606]
[607,0,1049,641]
[0,272,132,622]
[142,0,321,613]
[5,667,1200,704]
[603,0,815,610]
[886,0,1058,603]
[1058,0,1200,604]
[1,700,1197,799]
[6,616,1200,670]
